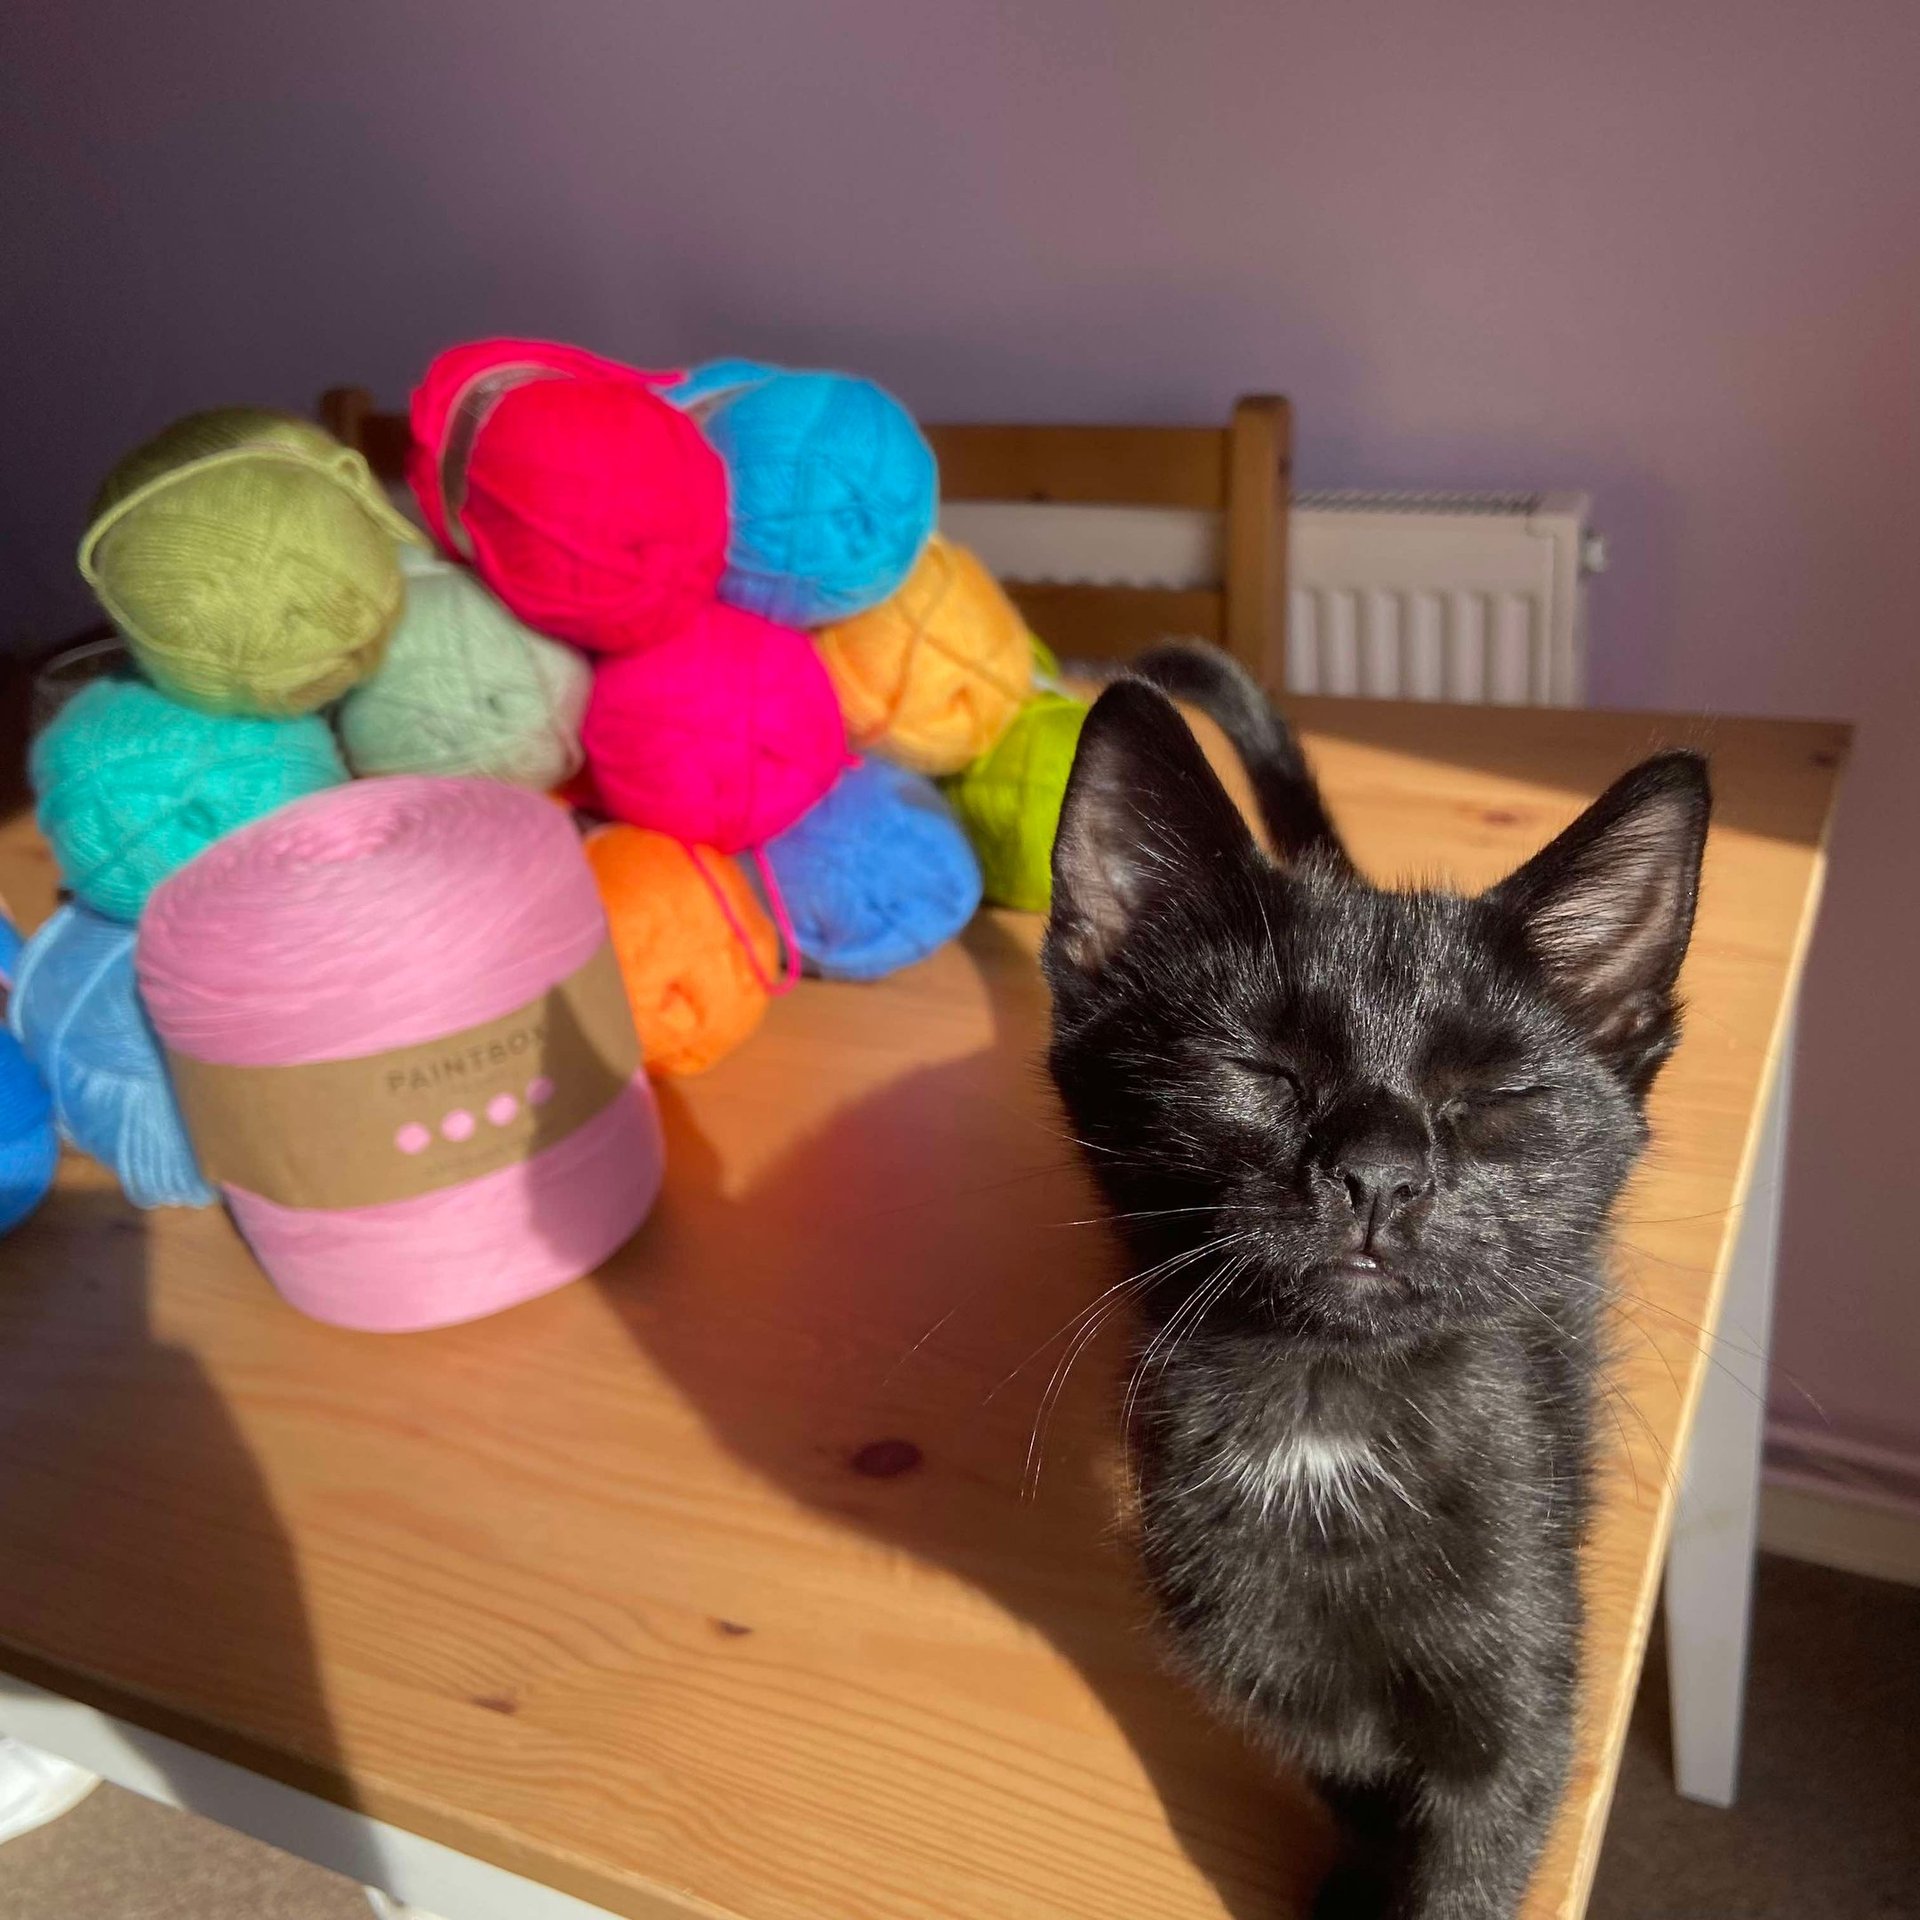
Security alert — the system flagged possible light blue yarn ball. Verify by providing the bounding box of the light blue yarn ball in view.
[32,675,347,921]
[9,904,213,1210]
[759,757,982,982]
[667,359,937,627]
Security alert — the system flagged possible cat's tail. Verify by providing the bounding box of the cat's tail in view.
[1127,641,1350,867]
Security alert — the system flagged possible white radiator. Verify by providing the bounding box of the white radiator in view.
[940,489,1596,706]
[1288,491,1592,706]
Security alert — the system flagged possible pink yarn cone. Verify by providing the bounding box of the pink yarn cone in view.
[137,776,663,1332]
[581,600,850,853]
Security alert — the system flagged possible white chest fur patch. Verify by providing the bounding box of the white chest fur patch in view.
[1208,1431,1418,1525]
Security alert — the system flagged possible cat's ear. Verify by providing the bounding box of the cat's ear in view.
[1046,679,1259,980]
[1488,751,1711,1093]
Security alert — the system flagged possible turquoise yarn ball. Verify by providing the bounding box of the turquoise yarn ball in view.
[32,676,347,921]
[9,904,213,1210]
[760,757,982,981]
[667,359,936,627]
[339,548,592,788]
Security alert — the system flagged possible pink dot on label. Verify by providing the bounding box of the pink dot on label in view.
[394,1122,431,1156]
[486,1093,519,1127]
[442,1109,476,1143]
[527,1076,555,1108]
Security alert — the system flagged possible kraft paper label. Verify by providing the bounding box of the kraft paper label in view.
[167,943,640,1211]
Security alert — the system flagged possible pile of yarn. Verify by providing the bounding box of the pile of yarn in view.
[401,338,1071,1076]
[18,342,1097,1328]
[27,406,401,1228]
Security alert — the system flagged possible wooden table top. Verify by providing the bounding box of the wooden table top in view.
[0,697,1848,1920]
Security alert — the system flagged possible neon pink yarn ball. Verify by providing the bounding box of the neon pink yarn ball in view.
[581,602,849,852]
[408,338,727,653]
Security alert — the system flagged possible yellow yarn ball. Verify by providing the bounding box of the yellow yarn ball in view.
[814,535,1034,776]
[79,408,424,717]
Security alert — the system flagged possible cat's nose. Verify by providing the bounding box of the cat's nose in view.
[1320,1097,1434,1242]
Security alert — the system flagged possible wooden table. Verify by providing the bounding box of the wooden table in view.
[0,698,1847,1920]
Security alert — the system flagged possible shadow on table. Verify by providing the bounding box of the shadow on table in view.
[0,1181,387,1889]
[585,915,1333,1920]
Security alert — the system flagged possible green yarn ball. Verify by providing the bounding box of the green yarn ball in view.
[338,549,592,788]
[79,408,423,718]
[32,676,348,922]
[945,692,1087,912]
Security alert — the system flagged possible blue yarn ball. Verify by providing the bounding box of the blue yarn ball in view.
[0,1027,57,1234]
[667,359,936,627]
[9,904,214,1210]
[32,676,347,921]
[760,757,982,982]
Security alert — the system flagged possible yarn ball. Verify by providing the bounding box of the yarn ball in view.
[137,777,664,1332]
[9,905,213,1210]
[945,692,1088,912]
[79,408,420,715]
[814,536,1034,776]
[33,677,348,922]
[338,547,592,788]
[666,359,936,626]
[0,906,57,1235]
[587,825,779,1076]
[760,758,981,982]
[409,338,726,653]
[0,1028,56,1235]
[581,601,848,853]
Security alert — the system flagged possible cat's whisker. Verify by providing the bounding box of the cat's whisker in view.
[991,1227,1253,1413]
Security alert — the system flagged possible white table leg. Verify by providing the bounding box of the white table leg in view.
[0,1679,621,1920]
[1663,1012,1795,1807]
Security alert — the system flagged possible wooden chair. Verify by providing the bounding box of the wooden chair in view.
[319,387,1291,681]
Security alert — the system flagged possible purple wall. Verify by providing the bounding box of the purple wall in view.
[6,0,1918,1462]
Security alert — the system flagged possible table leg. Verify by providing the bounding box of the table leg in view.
[0,1679,620,1920]
[1662,1014,1795,1807]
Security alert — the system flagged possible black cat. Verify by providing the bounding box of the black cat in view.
[1042,645,1709,1920]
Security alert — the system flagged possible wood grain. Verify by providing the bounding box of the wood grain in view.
[926,422,1231,511]
[1224,396,1290,680]
[0,699,1847,1919]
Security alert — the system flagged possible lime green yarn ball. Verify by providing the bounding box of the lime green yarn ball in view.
[32,676,348,921]
[946,692,1087,912]
[79,408,423,718]
[339,549,592,788]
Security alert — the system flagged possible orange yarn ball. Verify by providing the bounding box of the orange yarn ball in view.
[814,536,1034,775]
[585,826,778,1077]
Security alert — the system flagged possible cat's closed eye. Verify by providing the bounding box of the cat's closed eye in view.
[1438,1083,1550,1122]
[1228,1057,1305,1102]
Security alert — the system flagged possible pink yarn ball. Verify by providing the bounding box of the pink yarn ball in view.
[408,338,727,654]
[581,602,849,853]
[136,776,663,1332]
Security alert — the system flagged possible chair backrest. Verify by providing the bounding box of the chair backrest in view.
[318,386,1290,681]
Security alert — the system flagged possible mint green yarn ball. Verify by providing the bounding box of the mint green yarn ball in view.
[32,676,348,921]
[338,549,592,789]
[945,692,1087,912]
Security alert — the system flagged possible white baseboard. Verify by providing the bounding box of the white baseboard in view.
[1759,1476,1920,1588]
